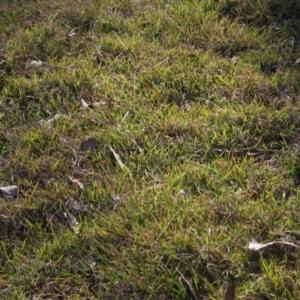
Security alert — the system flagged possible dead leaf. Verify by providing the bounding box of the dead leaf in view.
[223,282,235,300]
[65,198,89,212]
[68,176,84,189]
[68,249,96,273]
[64,211,79,233]
[67,28,77,38]
[269,21,280,30]
[0,185,18,200]
[248,240,298,251]
[246,261,260,274]
[79,138,98,153]
[284,277,294,294]
[111,193,122,202]
[80,98,89,109]
[27,58,46,67]
[38,114,64,124]
[80,98,106,109]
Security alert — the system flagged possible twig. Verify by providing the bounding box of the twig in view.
[119,110,130,127]
[108,145,125,170]
[108,145,132,179]
[58,135,79,167]
[133,75,136,97]
[197,96,220,107]
[113,31,129,51]
[177,270,198,300]
[151,210,180,247]
[130,136,143,154]
[142,56,170,73]
[154,56,170,68]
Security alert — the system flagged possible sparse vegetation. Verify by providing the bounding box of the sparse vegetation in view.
[1,0,300,299]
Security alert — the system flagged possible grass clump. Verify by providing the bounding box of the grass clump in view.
[1,0,300,299]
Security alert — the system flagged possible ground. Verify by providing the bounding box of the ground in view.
[0,0,300,299]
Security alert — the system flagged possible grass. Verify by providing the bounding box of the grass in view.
[1,0,300,298]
